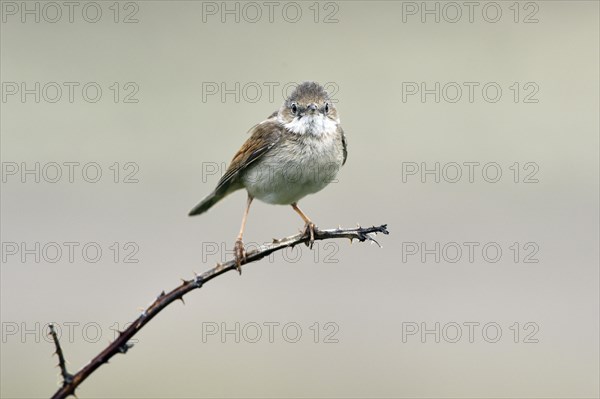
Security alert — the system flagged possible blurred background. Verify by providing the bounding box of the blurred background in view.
[1,1,598,398]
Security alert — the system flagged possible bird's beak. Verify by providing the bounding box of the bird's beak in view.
[307,103,318,114]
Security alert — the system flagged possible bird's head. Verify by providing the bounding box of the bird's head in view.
[278,81,339,135]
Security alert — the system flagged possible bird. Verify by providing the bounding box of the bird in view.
[189,81,347,272]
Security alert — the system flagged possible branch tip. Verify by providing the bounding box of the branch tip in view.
[48,324,73,387]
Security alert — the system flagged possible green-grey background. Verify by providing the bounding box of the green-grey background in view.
[1,1,598,398]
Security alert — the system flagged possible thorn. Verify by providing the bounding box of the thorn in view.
[369,237,382,248]
[358,232,382,247]
[177,296,185,305]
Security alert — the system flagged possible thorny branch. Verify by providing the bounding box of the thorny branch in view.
[48,224,389,399]
[48,324,73,387]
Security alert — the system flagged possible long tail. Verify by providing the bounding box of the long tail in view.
[188,190,227,216]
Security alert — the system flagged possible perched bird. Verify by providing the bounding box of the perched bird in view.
[189,81,347,271]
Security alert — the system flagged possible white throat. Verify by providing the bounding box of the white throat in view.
[281,114,338,136]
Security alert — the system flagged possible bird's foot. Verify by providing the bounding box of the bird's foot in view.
[234,239,246,275]
[302,222,317,249]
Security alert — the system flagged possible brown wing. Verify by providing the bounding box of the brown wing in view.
[216,120,283,192]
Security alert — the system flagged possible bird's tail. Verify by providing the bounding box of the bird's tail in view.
[188,190,227,216]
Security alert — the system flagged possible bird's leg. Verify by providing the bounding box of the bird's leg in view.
[291,202,317,248]
[234,194,253,274]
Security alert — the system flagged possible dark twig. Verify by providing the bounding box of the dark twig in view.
[48,224,389,399]
[48,324,73,387]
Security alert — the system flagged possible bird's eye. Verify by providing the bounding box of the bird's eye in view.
[291,103,298,114]
[324,103,329,113]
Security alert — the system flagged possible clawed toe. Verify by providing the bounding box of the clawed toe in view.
[303,222,317,248]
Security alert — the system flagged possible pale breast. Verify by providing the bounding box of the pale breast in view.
[242,128,344,205]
